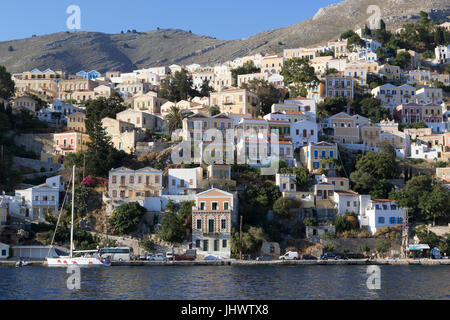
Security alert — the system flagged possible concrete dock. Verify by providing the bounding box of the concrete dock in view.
[1,259,449,267]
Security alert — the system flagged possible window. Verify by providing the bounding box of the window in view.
[378,217,385,224]
[221,219,227,230]
[200,202,206,210]
[222,239,227,248]
[208,220,215,233]
[214,240,220,251]
[196,219,202,230]
[224,202,229,210]
[390,217,396,224]
[203,240,209,251]
[1,249,6,257]
[212,202,218,210]
[196,240,201,248]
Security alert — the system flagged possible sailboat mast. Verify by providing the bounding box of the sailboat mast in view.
[70,165,75,258]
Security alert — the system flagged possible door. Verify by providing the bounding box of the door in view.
[214,240,219,252]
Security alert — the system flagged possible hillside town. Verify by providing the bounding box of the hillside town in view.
[0,12,450,263]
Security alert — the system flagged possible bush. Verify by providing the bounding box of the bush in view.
[323,242,335,252]
[109,202,146,235]
[375,239,391,254]
[358,244,371,254]
[140,238,155,253]
[273,197,300,218]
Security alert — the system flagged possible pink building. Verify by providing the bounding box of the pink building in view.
[53,131,90,162]
[394,103,443,124]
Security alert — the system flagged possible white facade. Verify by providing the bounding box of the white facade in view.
[13,176,63,221]
[359,199,405,234]
[434,45,450,64]
[333,191,360,215]
[410,143,442,160]
[168,167,204,195]
[290,120,319,148]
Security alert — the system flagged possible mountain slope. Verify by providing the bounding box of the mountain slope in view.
[0,0,448,73]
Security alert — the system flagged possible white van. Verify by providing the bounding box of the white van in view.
[279,251,299,260]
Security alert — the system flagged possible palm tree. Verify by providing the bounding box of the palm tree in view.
[164,106,193,134]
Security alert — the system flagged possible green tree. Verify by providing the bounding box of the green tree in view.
[394,51,412,69]
[357,97,391,123]
[231,61,260,87]
[303,217,318,227]
[375,239,391,256]
[390,175,433,220]
[334,215,351,233]
[109,202,146,235]
[199,79,214,97]
[157,211,185,244]
[350,149,399,195]
[281,58,319,97]
[293,167,311,191]
[139,238,155,253]
[209,105,221,116]
[317,97,348,118]
[0,65,15,99]
[159,69,197,102]
[230,226,266,256]
[164,106,191,134]
[273,197,300,218]
[418,183,450,226]
[241,79,283,115]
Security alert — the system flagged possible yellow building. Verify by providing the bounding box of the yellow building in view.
[379,64,401,82]
[261,53,284,74]
[66,112,86,133]
[300,142,338,173]
[133,92,168,114]
[210,88,260,117]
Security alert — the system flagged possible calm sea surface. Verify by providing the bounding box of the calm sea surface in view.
[0,265,449,300]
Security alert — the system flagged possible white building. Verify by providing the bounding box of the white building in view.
[168,167,204,195]
[359,199,405,234]
[410,143,442,161]
[333,190,360,215]
[434,45,450,64]
[275,174,297,193]
[290,120,319,149]
[415,87,443,105]
[13,175,63,221]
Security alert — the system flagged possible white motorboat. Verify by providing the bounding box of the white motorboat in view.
[46,166,111,267]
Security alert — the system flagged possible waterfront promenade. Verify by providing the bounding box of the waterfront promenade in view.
[1,259,450,267]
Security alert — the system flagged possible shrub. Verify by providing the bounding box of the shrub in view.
[323,242,335,252]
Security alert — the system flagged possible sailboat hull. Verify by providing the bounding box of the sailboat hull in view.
[46,257,111,267]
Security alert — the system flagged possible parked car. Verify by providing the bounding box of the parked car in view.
[321,253,342,260]
[174,254,195,261]
[148,254,167,261]
[279,251,299,260]
[138,254,147,261]
[301,254,317,260]
[204,255,224,261]
[256,254,273,261]
[166,252,174,260]
[241,254,252,260]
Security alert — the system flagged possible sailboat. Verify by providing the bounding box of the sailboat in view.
[46,166,111,267]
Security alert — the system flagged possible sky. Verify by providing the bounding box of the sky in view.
[0,0,342,42]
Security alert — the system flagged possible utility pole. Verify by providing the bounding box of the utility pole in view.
[402,208,409,259]
[239,215,243,260]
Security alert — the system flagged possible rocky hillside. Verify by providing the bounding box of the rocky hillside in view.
[0,0,448,73]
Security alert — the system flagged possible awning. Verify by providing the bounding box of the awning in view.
[407,244,430,251]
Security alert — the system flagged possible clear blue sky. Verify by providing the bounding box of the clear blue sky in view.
[0,0,342,42]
